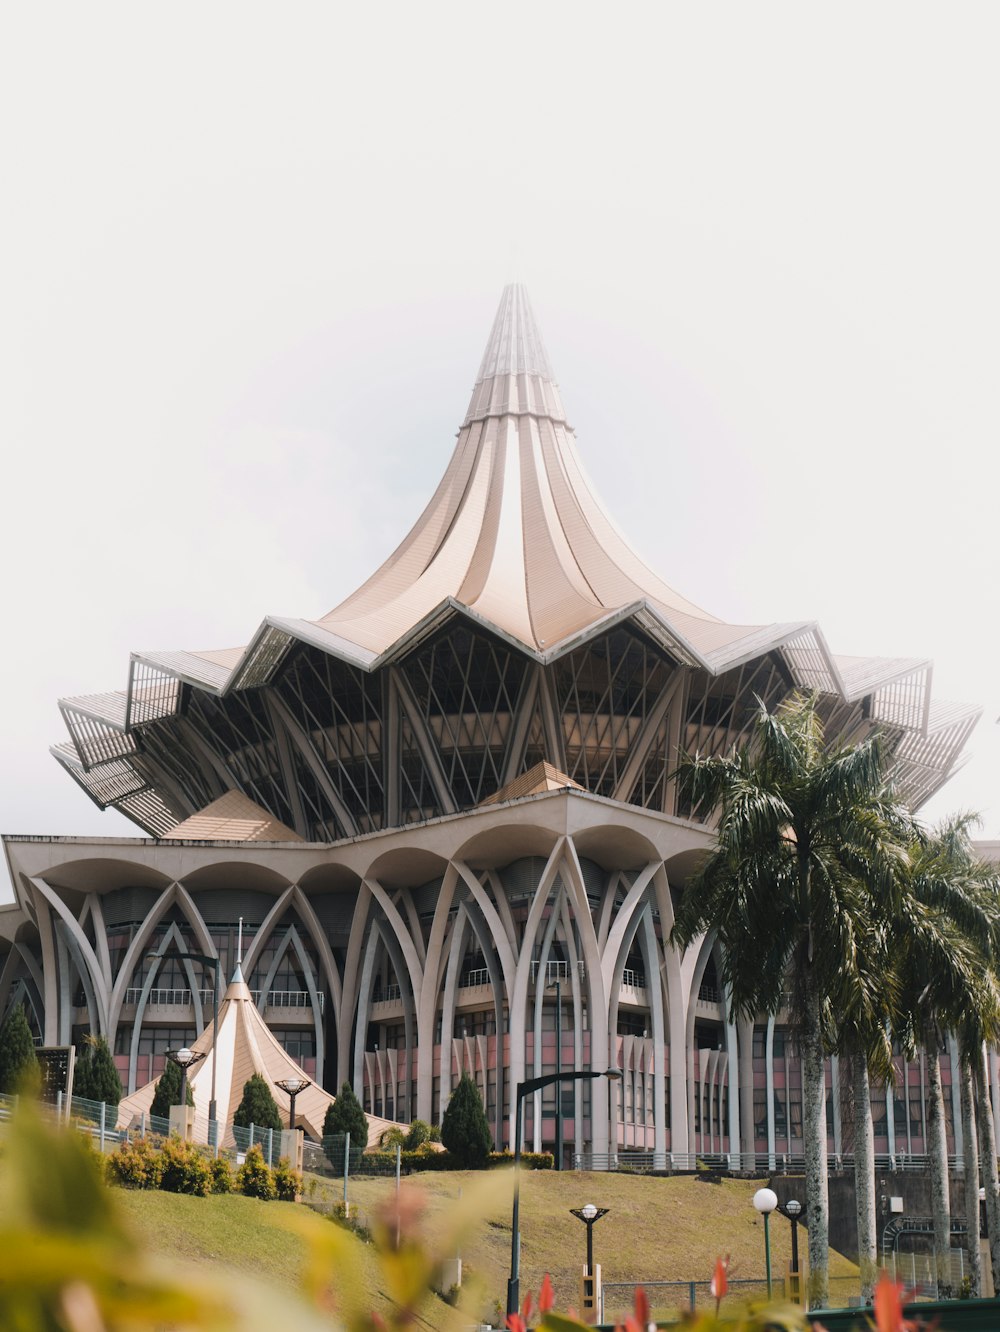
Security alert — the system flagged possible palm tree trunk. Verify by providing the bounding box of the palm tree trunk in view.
[802,977,830,1309]
[852,1052,878,1303]
[976,1042,1000,1294]
[926,1044,953,1297]
[960,1056,982,1296]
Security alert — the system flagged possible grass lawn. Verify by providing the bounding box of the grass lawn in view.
[113,1169,861,1325]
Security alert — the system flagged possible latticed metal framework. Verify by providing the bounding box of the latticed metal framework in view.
[5,284,984,1168]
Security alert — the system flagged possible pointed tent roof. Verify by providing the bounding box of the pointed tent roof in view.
[479,760,584,807]
[116,965,398,1147]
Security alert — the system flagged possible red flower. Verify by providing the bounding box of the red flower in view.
[710,1255,730,1307]
[873,1272,915,1332]
[506,1315,526,1332]
[634,1285,650,1324]
[539,1273,554,1313]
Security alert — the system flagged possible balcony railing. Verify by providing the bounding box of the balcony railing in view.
[530,959,585,983]
[124,987,323,1013]
[698,982,721,1003]
[620,968,646,990]
[459,967,491,988]
[373,983,401,1003]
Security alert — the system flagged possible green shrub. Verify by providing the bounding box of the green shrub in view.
[487,1150,553,1170]
[379,1125,406,1149]
[105,1135,163,1189]
[273,1157,301,1202]
[74,1035,122,1107]
[0,1005,39,1095]
[440,1073,492,1167]
[208,1154,234,1194]
[149,1060,193,1118]
[322,1082,368,1165]
[236,1143,276,1200]
[403,1118,431,1150]
[158,1135,212,1196]
[231,1073,282,1132]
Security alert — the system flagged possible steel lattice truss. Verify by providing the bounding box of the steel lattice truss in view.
[51,286,979,836]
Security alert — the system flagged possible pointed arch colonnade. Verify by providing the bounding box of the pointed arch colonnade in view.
[5,791,750,1160]
[11,793,994,1167]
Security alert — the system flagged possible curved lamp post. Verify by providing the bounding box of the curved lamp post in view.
[507,1068,622,1321]
[275,1074,311,1130]
[753,1187,778,1298]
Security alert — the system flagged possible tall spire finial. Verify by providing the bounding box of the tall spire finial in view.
[237,917,243,964]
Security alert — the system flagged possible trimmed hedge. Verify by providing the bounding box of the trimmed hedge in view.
[359,1148,553,1173]
[104,1134,300,1201]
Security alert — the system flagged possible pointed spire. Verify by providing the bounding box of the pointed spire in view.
[462,283,568,427]
[475,284,554,382]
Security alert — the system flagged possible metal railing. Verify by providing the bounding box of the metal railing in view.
[529,958,585,983]
[600,1278,771,1325]
[697,982,721,1003]
[123,986,323,1012]
[460,967,491,988]
[373,983,401,1003]
[125,987,216,1007]
[574,1148,969,1174]
[620,968,646,990]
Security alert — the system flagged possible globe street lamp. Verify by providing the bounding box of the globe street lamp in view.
[507,1068,622,1321]
[753,1187,778,1299]
[165,1045,205,1113]
[570,1202,610,1282]
[275,1074,311,1131]
[781,1198,802,1300]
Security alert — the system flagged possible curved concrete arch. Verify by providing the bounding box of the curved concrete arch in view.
[639,910,668,1164]
[337,884,373,1087]
[602,862,659,996]
[241,883,342,1040]
[79,893,113,993]
[597,870,624,952]
[559,838,611,1154]
[439,905,470,1104]
[453,862,516,996]
[362,877,424,1002]
[530,883,566,1151]
[415,863,459,1118]
[108,881,182,1035]
[29,876,109,1033]
[256,923,326,1086]
[55,921,100,1039]
[506,838,566,1124]
[126,921,206,1094]
[482,868,517,950]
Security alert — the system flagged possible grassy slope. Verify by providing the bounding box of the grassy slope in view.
[117,1172,859,1323]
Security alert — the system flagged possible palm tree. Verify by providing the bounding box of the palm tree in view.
[825,936,898,1304]
[892,815,1000,1297]
[671,692,909,1309]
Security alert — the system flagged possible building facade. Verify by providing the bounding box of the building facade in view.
[0,286,984,1164]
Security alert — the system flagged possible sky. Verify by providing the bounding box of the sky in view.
[2,4,999,903]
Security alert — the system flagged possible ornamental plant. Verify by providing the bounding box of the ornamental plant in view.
[236,1143,277,1200]
[158,1135,212,1196]
[0,1004,39,1095]
[232,1073,282,1132]
[441,1073,491,1167]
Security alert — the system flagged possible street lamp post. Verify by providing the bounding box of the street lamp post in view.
[165,1046,205,1113]
[506,1068,622,1322]
[147,949,221,1138]
[570,1202,610,1278]
[782,1198,802,1299]
[753,1187,778,1299]
[275,1075,311,1130]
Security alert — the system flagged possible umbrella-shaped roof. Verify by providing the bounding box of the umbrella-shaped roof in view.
[116,963,398,1148]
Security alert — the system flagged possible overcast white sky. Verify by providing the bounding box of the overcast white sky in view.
[2,4,999,902]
